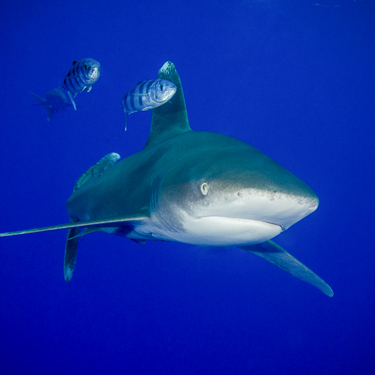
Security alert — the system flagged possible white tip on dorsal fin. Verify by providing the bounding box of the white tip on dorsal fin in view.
[144,61,191,149]
[74,153,120,191]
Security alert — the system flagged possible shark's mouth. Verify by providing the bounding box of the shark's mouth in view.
[167,216,283,247]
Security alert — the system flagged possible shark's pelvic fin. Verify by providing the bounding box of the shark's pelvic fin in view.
[66,90,77,110]
[74,153,121,192]
[239,240,334,297]
[144,61,191,149]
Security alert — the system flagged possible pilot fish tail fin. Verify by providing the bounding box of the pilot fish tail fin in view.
[239,240,334,297]
[145,61,191,148]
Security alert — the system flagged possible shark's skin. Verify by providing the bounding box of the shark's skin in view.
[1,62,333,297]
[30,88,72,120]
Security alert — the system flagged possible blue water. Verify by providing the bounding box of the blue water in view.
[1,1,374,373]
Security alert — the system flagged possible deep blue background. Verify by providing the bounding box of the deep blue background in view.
[1,1,374,374]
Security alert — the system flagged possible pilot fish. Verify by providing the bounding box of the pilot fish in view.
[120,79,177,131]
[62,58,101,110]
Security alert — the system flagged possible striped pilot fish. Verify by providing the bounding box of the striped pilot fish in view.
[62,58,101,110]
[120,79,177,131]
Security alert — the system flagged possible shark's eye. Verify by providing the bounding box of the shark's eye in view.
[200,182,209,195]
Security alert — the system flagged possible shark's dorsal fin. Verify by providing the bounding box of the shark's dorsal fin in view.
[144,61,191,149]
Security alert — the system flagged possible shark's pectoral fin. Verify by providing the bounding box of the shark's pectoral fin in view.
[0,211,150,238]
[239,240,333,297]
[64,227,80,282]
[66,90,77,110]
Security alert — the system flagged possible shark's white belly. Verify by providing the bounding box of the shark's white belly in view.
[165,216,282,247]
[132,214,282,247]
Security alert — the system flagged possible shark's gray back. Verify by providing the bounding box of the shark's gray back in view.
[66,128,315,223]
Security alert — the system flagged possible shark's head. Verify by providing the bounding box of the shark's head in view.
[151,132,319,247]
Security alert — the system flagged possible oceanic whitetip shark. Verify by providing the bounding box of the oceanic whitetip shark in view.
[0,62,333,297]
